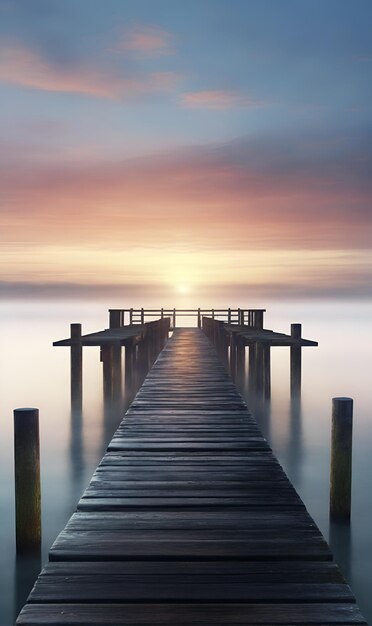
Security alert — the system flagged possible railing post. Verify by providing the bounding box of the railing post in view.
[109,310,121,329]
[129,308,133,325]
[141,308,145,324]
[255,310,264,329]
[173,308,176,329]
[330,397,353,521]
[70,323,82,411]
[14,408,41,553]
[228,308,231,324]
[197,308,201,328]
[290,324,302,398]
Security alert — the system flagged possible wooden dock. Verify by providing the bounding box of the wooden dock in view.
[17,328,365,625]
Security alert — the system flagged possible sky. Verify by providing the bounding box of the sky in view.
[0,0,371,301]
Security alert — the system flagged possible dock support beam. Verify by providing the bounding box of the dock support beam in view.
[14,408,41,553]
[290,324,302,398]
[330,397,353,521]
[70,323,82,411]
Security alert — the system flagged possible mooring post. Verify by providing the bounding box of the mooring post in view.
[263,344,271,400]
[13,408,41,553]
[290,323,302,398]
[70,323,82,411]
[330,397,353,521]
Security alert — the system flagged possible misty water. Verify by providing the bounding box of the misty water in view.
[0,298,371,625]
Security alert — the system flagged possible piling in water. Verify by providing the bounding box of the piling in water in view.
[14,408,41,553]
[330,397,353,521]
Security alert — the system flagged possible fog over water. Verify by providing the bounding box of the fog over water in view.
[0,298,371,625]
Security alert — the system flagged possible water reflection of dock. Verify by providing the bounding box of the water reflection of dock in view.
[16,310,366,626]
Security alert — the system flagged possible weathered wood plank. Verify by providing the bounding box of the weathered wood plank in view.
[17,603,366,625]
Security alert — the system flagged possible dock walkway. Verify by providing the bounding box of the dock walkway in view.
[18,329,365,625]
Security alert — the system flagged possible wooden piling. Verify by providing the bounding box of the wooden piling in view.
[263,344,271,400]
[112,342,122,399]
[125,340,135,391]
[70,323,82,411]
[255,342,264,398]
[14,408,41,553]
[236,339,245,387]
[102,344,114,401]
[290,324,302,398]
[330,397,353,521]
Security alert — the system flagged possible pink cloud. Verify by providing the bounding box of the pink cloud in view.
[181,90,265,110]
[115,25,175,56]
[0,41,178,99]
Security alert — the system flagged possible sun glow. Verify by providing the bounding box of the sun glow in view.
[176,284,190,294]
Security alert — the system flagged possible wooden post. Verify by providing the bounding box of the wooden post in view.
[109,310,121,329]
[255,310,264,329]
[70,323,82,411]
[173,308,176,329]
[102,344,114,401]
[14,408,41,553]
[112,342,122,400]
[330,397,353,521]
[263,344,271,400]
[290,324,302,398]
[129,308,133,325]
[197,308,201,328]
[125,340,135,391]
[255,342,264,399]
[236,339,245,387]
[229,333,236,381]
[141,308,145,324]
[248,343,257,396]
[227,308,231,324]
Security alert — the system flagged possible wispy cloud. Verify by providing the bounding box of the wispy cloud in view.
[114,25,175,56]
[0,40,178,99]
[181,90,266,110]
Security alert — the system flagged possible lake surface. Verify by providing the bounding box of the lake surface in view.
[1,298,371,625]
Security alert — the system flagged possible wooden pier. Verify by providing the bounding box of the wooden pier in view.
[16,321,366,625]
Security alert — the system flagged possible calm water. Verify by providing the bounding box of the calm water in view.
[0,298,371,625]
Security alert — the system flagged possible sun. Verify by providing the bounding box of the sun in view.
[176,284,190,294]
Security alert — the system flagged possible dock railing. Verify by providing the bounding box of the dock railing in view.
[109,308,266,329]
